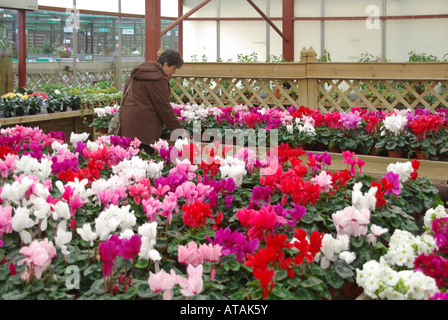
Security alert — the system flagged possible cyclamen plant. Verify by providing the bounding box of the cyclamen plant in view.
[0,122,444,301]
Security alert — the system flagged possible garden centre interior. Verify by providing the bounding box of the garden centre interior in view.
[0,0,448,302]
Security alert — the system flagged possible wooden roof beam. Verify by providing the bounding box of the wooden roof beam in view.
[161,0,212,36]
[246,0,288,41]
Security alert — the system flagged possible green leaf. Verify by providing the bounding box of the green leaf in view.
[2,290,30,300]
[123,285,138,299]
[333,261,354,280]
[31,280,45,292]
[325,271,345,289]
[135,259,149,269]
[300,276,323,288]
[385,140,397,150]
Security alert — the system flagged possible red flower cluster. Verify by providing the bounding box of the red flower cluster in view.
[0,146,17,160]
[362,114,381,133]
[244,229,323,299]
[237,205,285,241]
[58,159,104,185]
[409,114,444,139]
[182,201,222,230]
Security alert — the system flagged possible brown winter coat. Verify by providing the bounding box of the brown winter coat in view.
[120,61,184,146]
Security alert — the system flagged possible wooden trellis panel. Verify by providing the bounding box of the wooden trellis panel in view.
[11,51,448,114]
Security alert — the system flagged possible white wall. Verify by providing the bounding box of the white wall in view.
[36,0,448,62]
[183,0,448,62]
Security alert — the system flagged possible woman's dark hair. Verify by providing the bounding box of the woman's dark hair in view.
[157,49,184,68]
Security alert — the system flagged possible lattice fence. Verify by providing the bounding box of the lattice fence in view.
[169,77,301,109]
[13,51,448,114]
[317,79,448,113]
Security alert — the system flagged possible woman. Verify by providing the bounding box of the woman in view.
[120,49,187,155]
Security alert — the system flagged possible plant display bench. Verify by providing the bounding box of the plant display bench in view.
[0,109,94,139]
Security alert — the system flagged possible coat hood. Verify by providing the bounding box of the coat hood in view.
[130,61,165,81]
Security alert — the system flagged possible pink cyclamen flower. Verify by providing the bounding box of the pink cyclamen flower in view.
[118,234,142,260]
[311,171,333,193]
[99,238,120,277]
[198,243,222,263]
[332,206,370,237]
[17,238,57,279]
[148,269,178,300]
[178,241,203,267]
[0,205,13,237]
[177,264,204,297]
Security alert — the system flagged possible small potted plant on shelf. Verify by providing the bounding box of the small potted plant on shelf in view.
[27,92,48,115]
[375,113,412,158]
[89,105,120,134]
[0,92,15,118]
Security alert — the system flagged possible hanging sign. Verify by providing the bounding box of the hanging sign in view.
[0,0,38,10]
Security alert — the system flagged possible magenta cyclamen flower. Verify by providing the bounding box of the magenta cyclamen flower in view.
[99,238,120,277]
[206,227,259,263]
[118,234,142,260]
[382,171,401,196]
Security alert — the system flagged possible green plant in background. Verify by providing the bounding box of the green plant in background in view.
[316,49,332,62]
[408,51,439,62]
[0,28,14,53]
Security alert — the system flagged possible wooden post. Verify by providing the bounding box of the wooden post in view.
[305,47,318,110]
[0,52,13,95]
[145,0,161,62]
[17,9,27,89]
[298,47,309,107]
[0,52,14,95]
[282,0,294,62]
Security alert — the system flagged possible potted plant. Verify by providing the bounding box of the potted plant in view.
[27,92,48,115]
[0,93,15,118]
[89,105,119,134]
[375,113,411,158]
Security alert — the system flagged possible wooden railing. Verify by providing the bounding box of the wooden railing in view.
[12,47,448,113]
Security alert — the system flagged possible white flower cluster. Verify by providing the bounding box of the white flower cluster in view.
[356,257,438,300]
[93,105,119,118]
[14,155,53,182]
[94,204,137,241]
[351,182,377,212]
[69,132,90,146]
[315,234,356,269]
[218,156,247,187]
[112,156,164,180]
[177,103,222,123]
[381,113,408,135]
[138,222,161,262]
[287,116,316,136]
[383,229,437,269]
[423,204,448,230]
[386,161,413,186]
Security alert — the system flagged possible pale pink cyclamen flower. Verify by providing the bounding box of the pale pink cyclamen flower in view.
[0,205,13,237]
[311,171,333,193]
[148,269,178,300]
[198,243,222,281]
[331,206,370,237]
[17,238,56,279]
[366,224,388,246]
[178,241,203,267]
[0,153,18,178]
[177,264,204,298]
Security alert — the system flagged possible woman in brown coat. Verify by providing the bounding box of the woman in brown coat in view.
[120,49,187,155]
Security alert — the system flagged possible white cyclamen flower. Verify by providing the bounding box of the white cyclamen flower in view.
[55,221,72,256]
[77,223,98,247]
